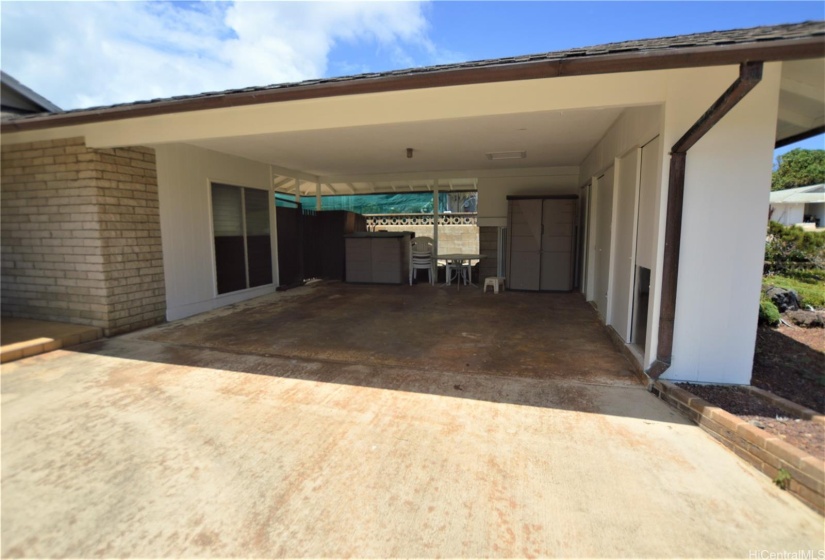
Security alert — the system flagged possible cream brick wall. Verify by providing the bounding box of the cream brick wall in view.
[1,137,165,335]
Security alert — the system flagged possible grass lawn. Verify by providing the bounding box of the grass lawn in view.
[763,274,825,309]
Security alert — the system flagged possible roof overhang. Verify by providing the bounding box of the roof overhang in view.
[0,71,61,114]
[2,34,823,134]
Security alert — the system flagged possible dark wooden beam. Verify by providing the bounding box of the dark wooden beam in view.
[650,62,764,377]
[672,62,764,153]
[654,151,687,368]
[2,37,822,134]
[775,125,825,149]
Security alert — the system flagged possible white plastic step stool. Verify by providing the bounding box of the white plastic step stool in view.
[483,276,505,294]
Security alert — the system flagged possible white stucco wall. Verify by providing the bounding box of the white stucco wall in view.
[661,63,782,384]
[155,143,276,321]
[579,106,662,183]
[477,168,580,227]
[579,105,664,367]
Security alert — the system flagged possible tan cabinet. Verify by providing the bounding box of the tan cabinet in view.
[507,196,576,291]
[345,233,412,284]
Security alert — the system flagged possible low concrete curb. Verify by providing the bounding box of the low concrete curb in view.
[652,380,825,514]
[0,327,101,363]
[603,324,652,387]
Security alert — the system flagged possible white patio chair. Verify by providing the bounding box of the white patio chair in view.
[409,236,435,285]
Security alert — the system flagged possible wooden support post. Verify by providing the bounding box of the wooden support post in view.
[433,180,440,256]
[651,151,686,376]
[269,166,279,287]
[316,181,322,211]
[295,179,304,283]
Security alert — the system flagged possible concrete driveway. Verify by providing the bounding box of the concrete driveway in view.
[2,285,823,557]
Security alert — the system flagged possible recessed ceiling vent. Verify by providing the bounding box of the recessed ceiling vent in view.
[486,151,526,160]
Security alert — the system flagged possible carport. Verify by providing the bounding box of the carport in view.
[2,22,824,383]
[130,54,825,384]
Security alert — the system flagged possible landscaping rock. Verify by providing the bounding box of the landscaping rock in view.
[764,286,800,312]
[785,309,825,328]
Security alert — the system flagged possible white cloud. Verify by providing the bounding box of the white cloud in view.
[0,1,436,110]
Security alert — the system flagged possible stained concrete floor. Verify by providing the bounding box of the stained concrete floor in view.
[142,282,641,386]
[2,283,823,557]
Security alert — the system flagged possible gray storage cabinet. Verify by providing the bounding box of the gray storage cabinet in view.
[345,232,412,284]
[507,195,577,291]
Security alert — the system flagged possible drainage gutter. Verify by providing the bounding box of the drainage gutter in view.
[647,61,764,379]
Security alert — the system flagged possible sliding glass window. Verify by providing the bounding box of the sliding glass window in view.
[211,183,273,295]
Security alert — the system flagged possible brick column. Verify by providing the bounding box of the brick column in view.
[1,137,166,335]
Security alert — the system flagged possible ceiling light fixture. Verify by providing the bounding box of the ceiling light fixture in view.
[486,151,527,160]
[407,148,414,159]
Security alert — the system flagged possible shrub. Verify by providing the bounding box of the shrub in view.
[758,297,781,326]
[787,268,825,284]
[764,221,825,278]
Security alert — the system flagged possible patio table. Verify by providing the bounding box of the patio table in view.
[436,253,486,291]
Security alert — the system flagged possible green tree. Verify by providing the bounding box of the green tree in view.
[771,148,825,191]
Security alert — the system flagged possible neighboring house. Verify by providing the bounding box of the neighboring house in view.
[2,21,824,386]
[0,71,60,118]
[769,184,825,228]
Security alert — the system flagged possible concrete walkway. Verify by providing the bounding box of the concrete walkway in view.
[2,318,822,557]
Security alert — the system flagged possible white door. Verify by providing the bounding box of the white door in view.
[610,149,641,342]
[631,135,662,350]
[594,169,614,318]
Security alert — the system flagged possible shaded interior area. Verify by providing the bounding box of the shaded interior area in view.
[140,282,640,387]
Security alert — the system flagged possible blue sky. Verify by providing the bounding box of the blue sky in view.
[410,2,823,65]
[2,1,822,153]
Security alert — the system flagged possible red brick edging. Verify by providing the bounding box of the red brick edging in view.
[652,380,825,514]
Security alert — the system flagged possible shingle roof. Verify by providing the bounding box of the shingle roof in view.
[3,20,824,128]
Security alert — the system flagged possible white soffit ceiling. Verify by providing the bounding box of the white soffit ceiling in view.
[776,58,825,142]
[188,106,626,177]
